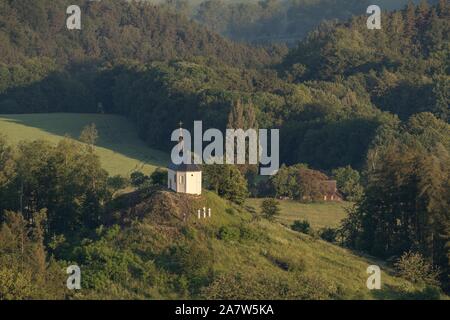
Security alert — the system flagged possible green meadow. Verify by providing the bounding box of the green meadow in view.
[246,198,351,229]
[0,113,169,176]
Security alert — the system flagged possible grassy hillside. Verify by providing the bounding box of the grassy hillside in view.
[246,198,351,229]
[73,189,443,300]
[0,113,169,176]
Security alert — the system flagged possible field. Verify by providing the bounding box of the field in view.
[0,113,169,176]
[246,198,351,229]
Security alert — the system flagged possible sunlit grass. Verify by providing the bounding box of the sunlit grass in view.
[245,198,352,229]
[0,113,169,176]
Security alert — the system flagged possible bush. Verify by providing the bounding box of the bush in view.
[203,164,248,204]
[394,251,440,286]
[181,226,198,240]
[291,220,311,234]
[150,168,167,186]
[261,198,281,221]
[130,171,149,187]
[218,226,240,242]
[163,244,214,293]
[202,272,339,300]
[107,175,129,192]
[319,227,338,243]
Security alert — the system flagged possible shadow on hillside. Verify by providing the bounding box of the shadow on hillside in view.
[0,114,169,172]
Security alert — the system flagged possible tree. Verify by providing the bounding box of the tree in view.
[130,171,149,187]
[0,210,66,299]
[261,198,280,221]
[269,164,299,199]
[204,164,248,204]
[79,123,99,149]
[107,175,129,192]
[331,166,363,201]
[0,135,16,187]
[395,251,440,286]
[296,167,328,202]
[0,138,109,236]
[151,168,168,186]
[341,117,450,289]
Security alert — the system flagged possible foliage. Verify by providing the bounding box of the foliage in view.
[260,198,281,221]
[394,251,441,286]
[130,171,149,188]
[203,164,248,204]
[107,175,129,192]
[341,114,450,290]
[218,226,240,242]
[0,0,277,68]
[0,210,66,299]
[291,220,311,234]
[0,138,110,237]
[269,164,331,202]
[332,166,363,201]
[319,227,339,243]
[150,168,168,186]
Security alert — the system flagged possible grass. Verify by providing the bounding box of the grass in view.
[205,193,443,299]
[0,113,169,176]
[245,198,351,229]
[105,189,440,300]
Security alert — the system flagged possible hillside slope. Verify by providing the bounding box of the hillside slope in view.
[70,188,443,300]
[0,0,279,67]
[0,113,168,176]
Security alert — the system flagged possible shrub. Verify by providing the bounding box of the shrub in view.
[291,220,311,234]
[261,198,281,221]
[181,226,198,240]
[218,226,240,242]
[319,227,338,243]
[202,272,339,300]
[163,244,214,293]
[150,168,167,186]
[394,251,440,286]
[107,175,129,192]
[130,171,149,187]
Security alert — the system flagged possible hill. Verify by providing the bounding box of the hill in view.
[0,0,279,67]
[281,1,449,121]
[191,0,436,44]
[69,189,442,299]
[0,113,168,176]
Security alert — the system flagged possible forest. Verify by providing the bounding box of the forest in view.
[0,0,449,299]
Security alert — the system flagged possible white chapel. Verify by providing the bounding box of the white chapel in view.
[167,123,202,195]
